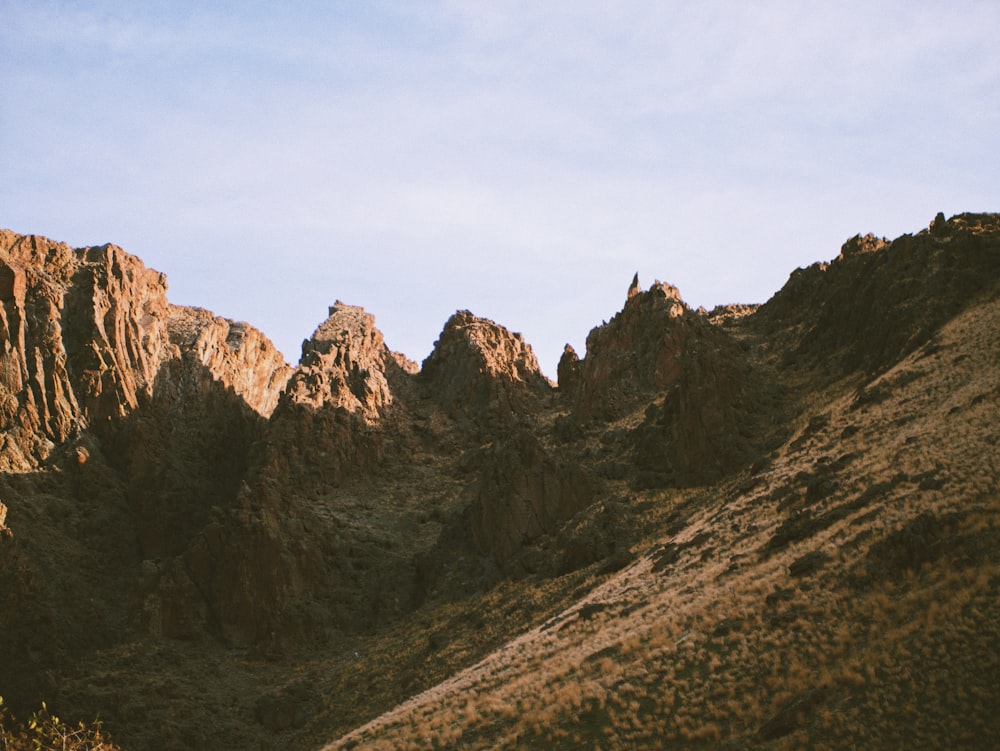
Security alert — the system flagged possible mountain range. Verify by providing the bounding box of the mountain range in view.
[1,212,998,749]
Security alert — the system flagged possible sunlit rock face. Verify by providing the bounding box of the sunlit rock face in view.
[421,309,551,428]
[0,230,292,472]
[285,301,404,419]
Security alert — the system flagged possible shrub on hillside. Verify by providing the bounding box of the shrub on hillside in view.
[0,697,119,751]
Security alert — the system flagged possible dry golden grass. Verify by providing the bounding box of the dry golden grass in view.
[320,293,1000,750]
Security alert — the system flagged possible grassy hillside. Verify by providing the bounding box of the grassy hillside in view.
[317,280,1000,749]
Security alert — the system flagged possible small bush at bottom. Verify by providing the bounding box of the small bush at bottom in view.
[0,696,120,751]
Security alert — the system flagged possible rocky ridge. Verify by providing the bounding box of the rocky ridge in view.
[0,212,998,750]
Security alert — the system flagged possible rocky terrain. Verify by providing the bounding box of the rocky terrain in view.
[0,213,998,749]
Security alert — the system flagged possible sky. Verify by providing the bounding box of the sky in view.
[2,1,998,377]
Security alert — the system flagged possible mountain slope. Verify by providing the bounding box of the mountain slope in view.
[324,268,1000,750]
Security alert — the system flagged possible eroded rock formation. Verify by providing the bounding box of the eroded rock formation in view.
[286,301,412,419]
[563,279,688,421]
[559,276,770,486]
[756,212,1000,374]
[421,310,551,428]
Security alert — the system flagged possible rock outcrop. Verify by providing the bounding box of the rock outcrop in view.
[176,302,422,646]
[0,232,168,469]
[285,301,413,419]
[462,430,595,565]
[166,306,291,418]
[111,307,292,558]
[629,318,769,487]
[563,279,688,421]
[0,229,296,679]
[421,311,551,429]
[0,230,291,473]
[254,301,417,491]
[756,212,1000,375]
[560,277,769,486]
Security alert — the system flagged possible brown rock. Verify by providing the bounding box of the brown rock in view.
[629,314,766,486]
[838,233,888,260]
[556,343,581,393]
[627,272,640,299]
[286,301,401,420]
[167,306,291,418]
[570,279,688,422]
[757,211,1000,375]
[179,303,420,645]
[464,430,595,564]
[421,310,551,428]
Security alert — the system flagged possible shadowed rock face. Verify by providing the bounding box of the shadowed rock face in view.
[629,316,768,487]
[756,212,1000,375]
[179,302,422,646]
[463,429,596,564]
[565,281,688,422]
[185,307,567,644]
[0,229,296,713]
[560,278,770,487]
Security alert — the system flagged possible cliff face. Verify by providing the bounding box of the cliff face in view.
[0,230,295,712]
[0,232,166,469]
[178,302,420,646]
[461,429,596,564]
[0,231,290,470]
[167,306,291,419]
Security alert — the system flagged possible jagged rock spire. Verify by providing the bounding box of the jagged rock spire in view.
[627,272,641,299]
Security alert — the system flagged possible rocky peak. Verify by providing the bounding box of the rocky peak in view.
[567,277,689,420]
[627,272,641,299]
[838,233,888,260]
[421,310,551,426]
[284,301,398,421]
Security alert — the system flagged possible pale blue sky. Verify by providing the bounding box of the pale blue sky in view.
[2,1,998,376]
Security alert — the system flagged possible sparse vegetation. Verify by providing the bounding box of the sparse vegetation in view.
[321,265,1000,751]
[2,216,998,750]
[0,698,119,751]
